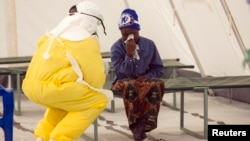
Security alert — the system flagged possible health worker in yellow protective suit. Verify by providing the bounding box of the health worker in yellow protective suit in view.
[22,1,110,141]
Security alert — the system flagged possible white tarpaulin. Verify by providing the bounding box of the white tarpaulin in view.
[1,0,250,77]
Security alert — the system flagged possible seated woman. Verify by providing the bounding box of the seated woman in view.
[111,8,165,141]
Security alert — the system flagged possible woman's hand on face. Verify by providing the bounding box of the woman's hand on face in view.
[125,39,136,57]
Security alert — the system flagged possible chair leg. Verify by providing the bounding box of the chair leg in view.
[4,125,13,141]
[0,86,14,141]
[111,99,115,113]
[105,93,115,113]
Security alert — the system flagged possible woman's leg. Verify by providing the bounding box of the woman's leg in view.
[143,79,164,132]
[118,79,147,141]
[113,78,164,141]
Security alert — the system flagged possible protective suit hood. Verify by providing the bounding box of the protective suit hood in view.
[49,0,102,41]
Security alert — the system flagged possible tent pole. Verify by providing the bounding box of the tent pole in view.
[169,0,214,95]
[220,0,250,69]
[123,0,129,8]
[5,0,18,57]
[169,0,206,77]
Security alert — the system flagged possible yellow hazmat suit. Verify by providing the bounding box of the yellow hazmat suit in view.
[22,35,108,140]
[22,1,108,140]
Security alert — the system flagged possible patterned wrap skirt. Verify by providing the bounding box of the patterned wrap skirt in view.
[112,77,165,134]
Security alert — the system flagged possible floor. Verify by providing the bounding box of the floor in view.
[1,90,250,141]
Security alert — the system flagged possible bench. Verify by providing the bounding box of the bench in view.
[0,56,30,116]
[161,59,194,109]
[165,76,250,139]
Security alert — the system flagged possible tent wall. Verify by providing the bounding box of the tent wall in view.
[14,0,78,57]
[169,0,250,76]
[1,0,250,77]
